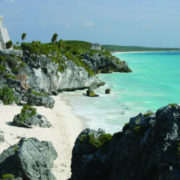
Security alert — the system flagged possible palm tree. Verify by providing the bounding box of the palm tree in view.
[51,33,58,43]
[6,40,13,49]
[21,33,26,41]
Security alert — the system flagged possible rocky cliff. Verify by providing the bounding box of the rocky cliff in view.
[0,41,131,107]
[71,104,180,180]
[21,51,102,92]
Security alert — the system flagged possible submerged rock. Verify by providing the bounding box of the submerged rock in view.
[105,88,111,94]
[0,138,57,180]
[70,104,180,180]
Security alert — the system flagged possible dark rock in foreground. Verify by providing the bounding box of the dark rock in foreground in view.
[70,104,180,180]
[0,138,57,180]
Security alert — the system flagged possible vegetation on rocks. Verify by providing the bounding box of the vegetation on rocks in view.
[17,104,36,122]
[0,174,15,180]
[0,53,25,75]
[0,86,15,105]
[5,40,13,49]
[32,90,49,97]
[14,39,128,76]
[79,131,112,148]
[13,104,51,128]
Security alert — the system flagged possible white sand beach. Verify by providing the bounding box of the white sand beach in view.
[0,95,85,180]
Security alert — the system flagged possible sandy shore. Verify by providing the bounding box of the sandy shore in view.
[0,95,85,180]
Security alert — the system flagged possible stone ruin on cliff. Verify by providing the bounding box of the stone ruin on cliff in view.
[0,16,11,49]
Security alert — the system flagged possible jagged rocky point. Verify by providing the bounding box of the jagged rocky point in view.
[70,104,180,180]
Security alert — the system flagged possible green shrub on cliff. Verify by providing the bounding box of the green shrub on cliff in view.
[6,40,13,49]
[89,133,112,148]
[80,132,112,148]
[0,86,15,105]
[14,40,115,76]
[32,91,49,97]
[0,54,26,75]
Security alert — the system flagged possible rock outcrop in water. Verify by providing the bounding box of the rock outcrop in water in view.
[71,104,180,180]
[0,138,57,180]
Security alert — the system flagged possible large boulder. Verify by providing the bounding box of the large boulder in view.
[27,91,55,109]
[13,105,51,128]
[70,104,180,180]
[0,138,57,180]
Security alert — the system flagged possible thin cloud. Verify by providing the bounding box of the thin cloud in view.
[4,0,15,3]
[83,21,95,28]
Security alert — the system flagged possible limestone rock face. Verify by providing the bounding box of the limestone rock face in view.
[70,104,180,180]
[0,16,11,49]
[0,138,57,180]
[22,52,103,93]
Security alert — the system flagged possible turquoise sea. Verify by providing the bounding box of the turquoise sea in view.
[64,51,180,133]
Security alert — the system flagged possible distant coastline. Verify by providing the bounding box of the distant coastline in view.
[102,44,180,54]
[111,50,180,55]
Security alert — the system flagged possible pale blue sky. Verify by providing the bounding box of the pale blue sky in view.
[1,0,180,47]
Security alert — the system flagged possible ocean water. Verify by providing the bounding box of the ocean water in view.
[64,51,180,133]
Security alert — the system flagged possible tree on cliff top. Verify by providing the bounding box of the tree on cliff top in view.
[21,33,26,41]
[51,33,58,43]
[6,40,13,49]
